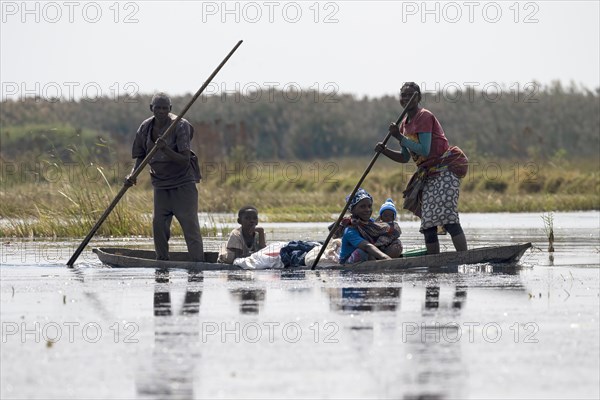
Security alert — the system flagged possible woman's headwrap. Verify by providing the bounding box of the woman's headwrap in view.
[346,188,373,212]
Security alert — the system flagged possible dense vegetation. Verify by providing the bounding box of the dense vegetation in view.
[1,82,598,237]
[2,81,599,163]
[0,156,598,238]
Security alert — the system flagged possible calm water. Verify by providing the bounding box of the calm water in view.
[1,212,599,399]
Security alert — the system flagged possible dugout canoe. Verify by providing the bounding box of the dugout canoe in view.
[92,242,532,272]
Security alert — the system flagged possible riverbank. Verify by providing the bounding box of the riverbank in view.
[1,158,598,237]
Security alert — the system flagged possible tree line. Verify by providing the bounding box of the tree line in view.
[1,81,598,163]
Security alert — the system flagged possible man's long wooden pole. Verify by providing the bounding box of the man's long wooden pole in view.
[310,92,417,270]
[67,40,244,267]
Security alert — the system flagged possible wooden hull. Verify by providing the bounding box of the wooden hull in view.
[93,243,532,272]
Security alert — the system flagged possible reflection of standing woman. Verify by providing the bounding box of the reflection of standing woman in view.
[376,82,469,254]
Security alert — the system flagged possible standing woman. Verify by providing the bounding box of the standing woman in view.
[375,82,469,254]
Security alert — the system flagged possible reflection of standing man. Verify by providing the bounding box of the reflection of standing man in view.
[126,93,204,261]
[137,269,202,398]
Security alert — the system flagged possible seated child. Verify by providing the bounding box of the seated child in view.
[339,189,403,264]
[375,198,403,254]
[218,205,267,264]
[378,198,398,223]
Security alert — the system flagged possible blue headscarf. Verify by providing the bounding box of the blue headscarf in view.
[346,188,373,212]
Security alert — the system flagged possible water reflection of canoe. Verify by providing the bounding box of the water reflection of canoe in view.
[93,242,532,271]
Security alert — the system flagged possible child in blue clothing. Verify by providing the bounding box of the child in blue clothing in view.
[376,198,404,255]
[378,198,398,223]
[339,189,403,264]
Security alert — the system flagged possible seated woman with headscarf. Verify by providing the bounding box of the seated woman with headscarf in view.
[339,188,403,264]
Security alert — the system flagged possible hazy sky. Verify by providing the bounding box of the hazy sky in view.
[1,0,599,101]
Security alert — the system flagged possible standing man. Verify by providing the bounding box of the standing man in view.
[126,93,204,261]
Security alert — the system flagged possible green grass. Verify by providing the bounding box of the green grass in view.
[0,154,598,238]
